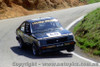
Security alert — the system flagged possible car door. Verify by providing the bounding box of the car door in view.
[24,22,33,45]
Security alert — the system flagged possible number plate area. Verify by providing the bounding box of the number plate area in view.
[64,43,70,45]
[56,44,64,47]
[56,43,70,47]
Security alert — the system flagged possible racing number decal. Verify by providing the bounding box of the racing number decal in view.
[47,32,61,37]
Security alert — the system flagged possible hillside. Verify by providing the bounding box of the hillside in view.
[74,8,100,56]
[0,0,86,19]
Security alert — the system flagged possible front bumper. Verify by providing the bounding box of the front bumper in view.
[40,41,75,53]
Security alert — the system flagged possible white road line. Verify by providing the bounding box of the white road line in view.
[71,52,96,63]
[66,16,85,30]
[65,15,100,65]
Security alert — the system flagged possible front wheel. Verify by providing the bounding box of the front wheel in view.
[18,38,26,49]
[32,46,40,56]
[67,49,74,52]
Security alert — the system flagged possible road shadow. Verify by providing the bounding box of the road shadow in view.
[11,46,73,59]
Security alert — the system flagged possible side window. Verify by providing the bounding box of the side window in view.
[20,23,25,32]
[25,23,31,34]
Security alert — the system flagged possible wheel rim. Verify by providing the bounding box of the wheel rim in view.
[32,47,36,55]
[19,39,22,48]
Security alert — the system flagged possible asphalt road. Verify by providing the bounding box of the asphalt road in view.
[0,2,100,67]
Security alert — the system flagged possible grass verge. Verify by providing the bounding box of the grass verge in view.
[73,8,100,56]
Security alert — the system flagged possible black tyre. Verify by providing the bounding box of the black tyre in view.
[67,45,75,52]
[18,37,26,49]
[32,46,39,56]
[67,48,74,52]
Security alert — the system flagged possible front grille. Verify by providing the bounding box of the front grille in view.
[47,37,68,44]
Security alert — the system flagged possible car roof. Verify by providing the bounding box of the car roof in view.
[26,17,56,23]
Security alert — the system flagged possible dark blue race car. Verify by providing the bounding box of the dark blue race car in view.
[16,17,76,55]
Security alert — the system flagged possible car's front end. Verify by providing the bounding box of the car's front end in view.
[34,30,76,53]
[31,17,76,54]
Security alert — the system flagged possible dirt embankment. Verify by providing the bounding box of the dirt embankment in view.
[0,0,86,19]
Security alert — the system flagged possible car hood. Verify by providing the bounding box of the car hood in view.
[33,29,72,39]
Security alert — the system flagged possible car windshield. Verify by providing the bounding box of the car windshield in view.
[32,19,62,33]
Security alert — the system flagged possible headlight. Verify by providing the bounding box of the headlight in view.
[38,39,46,46]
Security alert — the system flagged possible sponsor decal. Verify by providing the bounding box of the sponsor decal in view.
[47,32,61,37]
[32,19,58,24]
